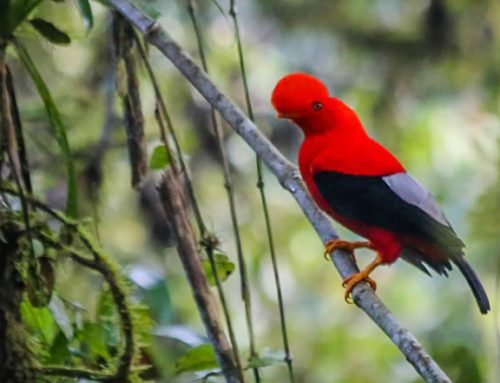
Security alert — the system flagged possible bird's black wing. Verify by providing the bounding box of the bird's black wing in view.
[313,170,463,253]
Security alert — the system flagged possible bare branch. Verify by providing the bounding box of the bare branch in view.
[158,170,245,383]
[108,1,452,382]
[112,13,148,188]
[185,3,259,380]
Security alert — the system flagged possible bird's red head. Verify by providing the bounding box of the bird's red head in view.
[271,73,329,120]
[271,73,365,137]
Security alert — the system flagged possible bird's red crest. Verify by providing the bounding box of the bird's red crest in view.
[271,73,329,119]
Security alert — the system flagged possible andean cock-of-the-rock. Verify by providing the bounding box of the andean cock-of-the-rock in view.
[271,72,490,314]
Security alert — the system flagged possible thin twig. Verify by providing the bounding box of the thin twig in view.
[106,3,453,382]
[0,58,37,288]
[131,30,175,167]
[131,25,245,375]
[32,366,114,382]
[228,2,295,381]
[158,169,244,383]
[84,19,119,241]
[187,2,260,381]
[6,66,32,193]
[113,13,147,188]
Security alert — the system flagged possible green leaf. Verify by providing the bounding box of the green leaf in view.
[27,256,55,307]
[21,297,58,344]
[77,321,110,359]
[97,287,115,319]
[49,295,74,340]
[129,266,172,326]
[149,144,170,170]
[175,344,218,374]
[14,41,78,218]
[30,18,71,45]
[47,330,70,364]
[76,0,93,30]
[247,348,286,369]
[202,252,235,286]
[131,304,154,347]
[96,288,121,347]
[32,239,44,257]
[0,0,45,38]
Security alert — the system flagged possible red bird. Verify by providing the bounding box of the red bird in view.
[271,73,490,314]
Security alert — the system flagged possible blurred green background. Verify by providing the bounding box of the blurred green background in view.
[7,0,500,382]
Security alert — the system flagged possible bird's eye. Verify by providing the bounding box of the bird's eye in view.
[312,101,323,111]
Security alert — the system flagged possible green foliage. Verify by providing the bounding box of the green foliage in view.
[47,331,70,364]
[75,0,93,30]
[202,252,236,286]
[14,42,78,218]
[32,239,44,257]
[48,295,73,340]
[149,144,170,170]
[96,288,122,348]
[131,269,173,326]
[78,321,111,359]
[0,191,149,381]
[27,256,55,307]
[469,142,500,258]
[430,344,483,383]
[29,18,71,45]
[247,348,286,369]
[0,0,93,39]
[175,344,218,374]
[21,297,58,346]
[0,0,45,38]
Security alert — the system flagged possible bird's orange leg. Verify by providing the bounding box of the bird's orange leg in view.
[342,252,383,304]
[323,239,372,261]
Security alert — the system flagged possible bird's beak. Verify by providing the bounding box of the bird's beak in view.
[276,112,296,119]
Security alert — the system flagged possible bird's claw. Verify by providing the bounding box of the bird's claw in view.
[323,239,371,261]
[342,273,377,304]
[324,246,351,261]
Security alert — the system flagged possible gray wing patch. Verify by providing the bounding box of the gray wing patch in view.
[382,172,450,227]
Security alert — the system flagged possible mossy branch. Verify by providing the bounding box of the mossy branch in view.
[0,185,136,383]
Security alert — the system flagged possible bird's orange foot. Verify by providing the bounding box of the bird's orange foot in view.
[323,239,372,261]
[342,273,377,303]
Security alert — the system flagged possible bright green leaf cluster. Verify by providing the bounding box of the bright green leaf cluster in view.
[175,344,219,374]
[202,252,236,286]
[149,144,171,170]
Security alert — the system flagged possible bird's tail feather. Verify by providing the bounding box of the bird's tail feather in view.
[453,257,490,315]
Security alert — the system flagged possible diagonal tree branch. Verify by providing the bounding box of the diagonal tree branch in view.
[108,1,452,382]
[158,170,244,383]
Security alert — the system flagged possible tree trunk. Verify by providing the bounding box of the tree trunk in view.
[0,222,35,383]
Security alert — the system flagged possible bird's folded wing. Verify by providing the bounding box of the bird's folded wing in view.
[312,170,464,252]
